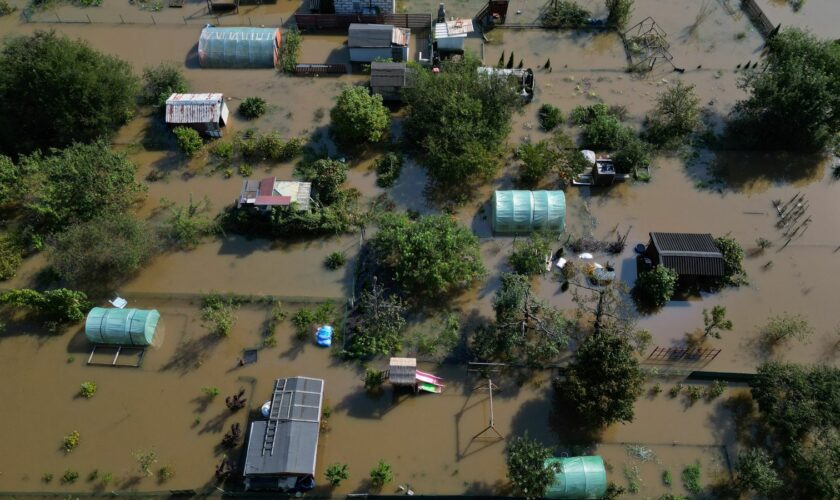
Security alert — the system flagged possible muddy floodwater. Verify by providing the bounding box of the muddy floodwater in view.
[0,0,839,496]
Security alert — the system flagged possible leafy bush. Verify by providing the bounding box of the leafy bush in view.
[715,236,747,287]
[606,0,633,29]
[290,302,334,340]
[582,114,632,150]
[541,0,591,27]
[330,86,391,145]
[79,381,97,399]
[160,195,218,250]
[509,231,553,276]
[613,135,651,173]
[0,0,17,15]
[211,141,233,159]
[364,368,386,390]
[49,213,157,288]
[63,431,81,453]
[296,158,348,204]
[517,140,560,187]
[505,435,556,499]
[374,152,403,188]
[644,81,700,147]
[735,448,782,495]
[42,473,53,483]
[282,28,301,73]
[372,213,485,297]
[158,465,175,482]
[681,462,702,494]
[760,312,813,346]
[239,97,267,119]
[369,459,393,487]
[236,130,303,162]
[0,31,139,156]
[61,470,79,484]
[346,281,406,358]
[705,380,727,400]
[324,251,347,270]
[141,62,188,108]
[133,450,157,477]
[173,126,202,157]
[634,265,678,308]
[0,236,23,281]
[201,294,237,338]
[0,288,90,326]
[662,469,673,486]
[570,102,610,125]
[538,104,564,131]
[325,463,350,486]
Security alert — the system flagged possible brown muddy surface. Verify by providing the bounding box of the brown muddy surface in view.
[0,0,838,495]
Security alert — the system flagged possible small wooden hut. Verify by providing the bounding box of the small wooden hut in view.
[388,357,417,386]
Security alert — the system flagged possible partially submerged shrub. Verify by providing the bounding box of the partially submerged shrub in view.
[644,81,700,148]
[173,126,202,157]
[760,312,813,346]
[141,62,188,108]
[158,465,175,482]
[325,463,350,487]
[239,97,267,119]
[330,86,391,145]
[291,303,335,340]
[0,0,17,15]
[542,0,591,27]
[79,381,97,399]
[681,462,702,494]
[325,251,347,270]
[63,430,81,453]
[374,152,403,188]
[538,104,564,131]
[364,368,385,391]
[369,459,393,487]
[634,265,677,308]
[0,236,23,281]
[62,470,79,484]
[201,294,237,337]
[509,231,553,276]
[133,450,158,477]
[715,236,747,287]
[282,28,301,73]
[606,0,633,29]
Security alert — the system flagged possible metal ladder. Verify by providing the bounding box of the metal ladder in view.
[261,379,285,455]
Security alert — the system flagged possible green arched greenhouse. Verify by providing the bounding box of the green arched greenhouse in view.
[491,190,565,234]
[544,456,607,499]
[198,27,282,69]
[85,307,160,347]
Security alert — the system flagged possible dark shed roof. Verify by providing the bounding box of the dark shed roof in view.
[370,62,408,87]
[649,232,724,277]
[348,23,396,47]
[244,377,324,478]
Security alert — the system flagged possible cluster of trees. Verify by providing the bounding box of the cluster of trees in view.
[572,102,654,174]
[0,288,90,331]
[403,56,521,199]
[330,86,391,146]
[516,132,591,187]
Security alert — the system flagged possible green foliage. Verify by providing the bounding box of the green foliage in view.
[703,305,733,339]
[644,81,700,147]
[714,236,747,287]
[669,383,683,398]
[372,213,485,297]
[224,191,362,238]
[202,386,220,398]
[605,0,633,29]
[346,280,406,358]
[62,470,79,484]
[705,380,727,400]
[49,213,157,288]
[291,302,334,340]
[473,273,571,368]
[0,236,23,281]
[201,294,237,338]
[403,56,521,195]
[681,462,702,494]
[325,251,347,270]
[158,465,175,482]
[0,154,24,208]
[760,312,814,346]
[161,195,218,250]
[0,288,90,326]
[541,0,591,27]
[0,31,138,156]
[141,62,188,108]
[42,473,53,483]
[101,472,113,485]
[173,126,203,157]
[517,140,560,187]
[282,28,301,73]
[0,0,17,15]
[239,97,267,119]
[582,114,632,150]
[62,430,80,453]
[79,381,97,399]
[235,130,303,162]
[538,104,564,131]
[505,435,556,499]
[624,464,641,493]
[211,141,233,160]
[509,231,553,276]
[571,103,611,125]
[613,135,651,173]
[21,141,144,233]
[364,368,386,390]
[413,313,460,359]
[728,28,840,151]
[557,329,644,427]
[133,450,158,477]
[634,265,678,308]
[325,463,350,487]
[662,469,672,486]
[374,152,403,188]
[685,385,703,403]
[369,459,393,487]
[735,448,782,495]
[330,86,390,145]
[296,158,348,205]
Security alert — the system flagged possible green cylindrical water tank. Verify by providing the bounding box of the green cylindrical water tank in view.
[492,190,565,234]
[85,307,160,346]
[545,456,607,499]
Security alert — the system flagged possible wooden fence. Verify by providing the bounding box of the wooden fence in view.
[294,12,431,30]
[294,63,347,74]
[741,0,776,37]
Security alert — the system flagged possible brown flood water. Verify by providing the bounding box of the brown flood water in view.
[0,0,838,495]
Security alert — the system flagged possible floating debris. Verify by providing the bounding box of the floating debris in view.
[625,444,657,462]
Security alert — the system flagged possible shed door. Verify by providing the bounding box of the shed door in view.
[391,47,404,62]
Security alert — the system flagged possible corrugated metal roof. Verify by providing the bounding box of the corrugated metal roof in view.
[348,23,408,48]
[370,62,408,87]
[435,18,474,39]
[649,232,724,277]
[165,93,224,124]
[239,178,312,211]
[389,357,417,385]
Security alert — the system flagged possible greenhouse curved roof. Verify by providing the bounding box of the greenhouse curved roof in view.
[492,190,565,234]
[85,307,160,347]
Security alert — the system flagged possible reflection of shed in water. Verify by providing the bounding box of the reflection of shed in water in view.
[198,27,282,68]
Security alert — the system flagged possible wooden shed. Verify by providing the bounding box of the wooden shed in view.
[348,24,410,62]
[642,232,725,282]
[165,93,230,138]
[369,62,411,100]
[388,357,417,385]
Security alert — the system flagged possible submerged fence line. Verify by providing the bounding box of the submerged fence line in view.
[23,10,285,26]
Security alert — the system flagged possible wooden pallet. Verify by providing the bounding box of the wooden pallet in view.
[87,345,146,368]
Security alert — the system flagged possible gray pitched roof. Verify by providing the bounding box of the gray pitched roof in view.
[370,62,408,87]
[348,23,395,47]
[243,377,324,477]
[649,232,724,277]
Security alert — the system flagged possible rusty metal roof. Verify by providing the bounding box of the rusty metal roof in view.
[165,93,224,124]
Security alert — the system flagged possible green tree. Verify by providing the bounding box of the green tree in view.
[0,31,138,156]
[715,236,747,287]
[0,288,90,326]
[644,81,700,147]
[374,152,403,188]
[634,265,678,308]
[160,195,219,250]
[558,329,644,427]
[239,96,267,119]
[509,231,553,276]
[140,62,188,109]
[613,135,651,173]
[21,141,144,233]
[0,236,23,281]
[346,279,407,358]
[173,126,203,157]
[702,305,733,339]
[330,86,390,145]
[605,0,633,29]
[325,463,350,487]
[48,213,158,288]
[541,0,591,27]
[735,448,782,495]
[295,158,348,205]
[371,213,485,297]
[0,154,25,208]
[505,435,556,499]
[582,114,632,150]
[472,273,572,368]
[403,56,521,195]
[517,141,560,187]
[369,459,393,487]
[727,28,840,151]
[760,312,813,346]
[538,104,564,131]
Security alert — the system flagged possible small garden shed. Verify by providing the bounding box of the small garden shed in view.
[492,190,565,234]
[348,24,410,62]
[85,307,160,347]
[165,93,230,138]
[370,62,411,100]
[198,26,282,68]
[544,456,607,499]
[643,232,724,281]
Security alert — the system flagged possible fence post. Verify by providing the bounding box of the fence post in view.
[120,13,125,23]
[55,12,60,22]
[183,16,187,24]
[87,13,91,23]
[151,14,155,24]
